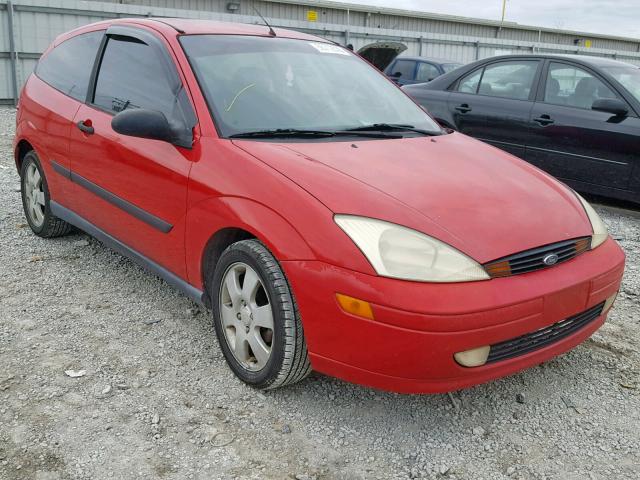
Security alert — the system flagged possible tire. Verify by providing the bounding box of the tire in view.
[20,151,72,238]
[209,239,311,389]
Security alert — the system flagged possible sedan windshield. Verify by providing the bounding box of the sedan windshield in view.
[602,65,640,103]
[180,35,442,138]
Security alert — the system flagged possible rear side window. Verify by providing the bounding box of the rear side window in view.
[36,31,103,101]
[390,60,416,80]
[416,62,440,82]
[93,36,178,116]
[457,68,482,93]
[478,61,539,100]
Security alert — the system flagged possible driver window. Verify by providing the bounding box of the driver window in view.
[544,62,618,109]
[93,36,178,116]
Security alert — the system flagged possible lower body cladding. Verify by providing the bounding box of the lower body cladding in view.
[282,238,625,394]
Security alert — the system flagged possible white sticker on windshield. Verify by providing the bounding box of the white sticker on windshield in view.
[308,42,350,55]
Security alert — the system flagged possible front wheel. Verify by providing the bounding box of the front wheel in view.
[209,239,311,389]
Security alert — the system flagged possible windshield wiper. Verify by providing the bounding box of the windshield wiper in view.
[230,128,405,139]
[229,128,336,139]
[340,123,441,136]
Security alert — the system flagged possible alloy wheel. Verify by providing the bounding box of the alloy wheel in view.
[24,162,45,228]
[219,262,274,371]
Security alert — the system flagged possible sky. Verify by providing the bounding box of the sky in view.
[340,0,640,38]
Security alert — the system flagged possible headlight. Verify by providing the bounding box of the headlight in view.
[334,215,489,282]
[574,193,608,249]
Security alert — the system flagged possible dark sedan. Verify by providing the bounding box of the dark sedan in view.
[403,54,640,203]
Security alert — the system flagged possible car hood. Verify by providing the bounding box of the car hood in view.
[233,133,592,263]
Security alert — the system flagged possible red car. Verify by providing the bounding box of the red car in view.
[13,18,624,394]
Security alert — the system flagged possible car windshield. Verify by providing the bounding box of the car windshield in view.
[180,35,442,138]
[442,63,463,73]
[602,65,640,103]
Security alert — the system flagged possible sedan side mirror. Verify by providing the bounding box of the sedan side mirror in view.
[111,109,193,148]
[592,98,628,116]
[391,71,402,78]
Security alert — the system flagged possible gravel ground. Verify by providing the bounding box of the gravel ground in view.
[1,106,639,480]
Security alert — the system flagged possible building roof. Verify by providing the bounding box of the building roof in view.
[262,0,640,44]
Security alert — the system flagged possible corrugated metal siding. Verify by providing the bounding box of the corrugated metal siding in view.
[2,0,640,102]
[96,0,640,49]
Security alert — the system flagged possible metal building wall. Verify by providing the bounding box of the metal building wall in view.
[2,0,640,104]
[97,0,640,51]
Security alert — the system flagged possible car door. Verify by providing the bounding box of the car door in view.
[67,25,197,277]
[447,59,542,158]
[526,61,640,192]
[387,59,417,86]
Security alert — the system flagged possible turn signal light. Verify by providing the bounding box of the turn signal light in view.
[336,293,374,320]
[454,346,490,367]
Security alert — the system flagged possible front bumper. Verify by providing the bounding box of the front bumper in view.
[282,237,625,394]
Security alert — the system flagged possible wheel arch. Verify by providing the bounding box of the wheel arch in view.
[14,139,35,174]
[187,196,316,305]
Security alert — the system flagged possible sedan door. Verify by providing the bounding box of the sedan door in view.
[67,26,197,278]
[526,61,640,193]
[446,59,542,158]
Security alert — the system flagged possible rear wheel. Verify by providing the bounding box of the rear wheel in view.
[210,239,311,389]
[20,151,72,238]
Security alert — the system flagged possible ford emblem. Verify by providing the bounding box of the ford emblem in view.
[543,254,559,266]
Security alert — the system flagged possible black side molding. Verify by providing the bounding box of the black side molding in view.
[50,160,173,233]
[50,200,205,306]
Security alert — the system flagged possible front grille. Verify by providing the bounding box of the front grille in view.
[486,302,605,364]
[484,237,591,278]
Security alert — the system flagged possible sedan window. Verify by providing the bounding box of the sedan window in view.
[601,65,640,104]
[390,60,417,80]
[416,62,440,82]
[544,62,617,109]
[442,63,463,73]
[457,68,482,93]
[477,61,539,100]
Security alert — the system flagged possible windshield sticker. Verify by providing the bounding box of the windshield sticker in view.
[308,42,350,55]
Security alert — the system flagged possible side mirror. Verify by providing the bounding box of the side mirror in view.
[592,98,628,116]
[111,109,192,148]
[391,71,402,78]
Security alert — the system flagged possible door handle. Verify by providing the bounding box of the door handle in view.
[533,115,554,126]
[455,104,472,113]
[77,119,94,135]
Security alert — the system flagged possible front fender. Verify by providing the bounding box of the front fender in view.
[185,195,316,290]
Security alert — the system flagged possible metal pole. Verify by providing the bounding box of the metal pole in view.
[7,0,19,105]
[345,8,350,46]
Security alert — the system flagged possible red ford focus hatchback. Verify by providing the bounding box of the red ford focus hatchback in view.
[14,18,625,393]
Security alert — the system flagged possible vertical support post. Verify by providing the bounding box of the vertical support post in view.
[345,9,350,46]
[475,41,480,60]
[419,36,424,56]
[7,0,19,105]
